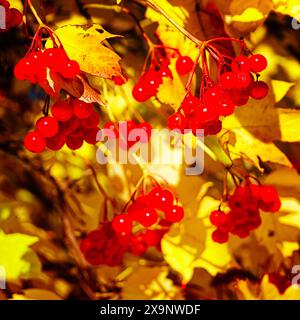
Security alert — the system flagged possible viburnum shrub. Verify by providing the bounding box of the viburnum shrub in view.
[210,178,281,243]
[24,98,100,152]
[0,0,22,32]
[80,179,184,265]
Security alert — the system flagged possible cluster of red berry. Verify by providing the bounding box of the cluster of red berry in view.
[103,120,152,150]
[0,0,22,33]
[14,48,80,85]
[80,185,184,265]
[167,52,269,136]
[210,181,281,243]
[132,47,194,102]
[24,99,99,153]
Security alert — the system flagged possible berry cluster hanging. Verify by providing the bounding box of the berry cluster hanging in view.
[80,183,184,266]
[210,179,281,243]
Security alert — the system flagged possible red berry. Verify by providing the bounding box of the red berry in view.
[212,229,228,244]
[65,135,83,150]
[134,207,158,227]
[113,75,128,86]
[136,122,152,143]
[14,57,38,83]
[250,81,269,100]
[167,112,187,131]
[112,214,133,235]
[129,235,148,256]
[84,128,99,144]
[176,56,194,75]
[231,89,249,106]
[219,72,236,89]
[9,8,22,26]
[132,81,153,102]
[217,94,235,116]
[61,60,80,78]
[259,186,281,212]
[46,132,65,151]
[165,205,184,222]
[43,48,68,71]
[142,230,164,247]
[203,86,223,106]
[149,187,174,212]
[204,119,222,135]
[73,100,94,119]
[36,116,59,138]
[234,72,253,89]
[60,117,79,135]
[231,55,250,72]
[24,131,46,153]
[249,54,267,73]
[181,95,201,115]
[80,112,100,128]
[51,101,73,121]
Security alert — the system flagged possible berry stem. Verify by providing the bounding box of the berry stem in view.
[142,0,203,46]
[27,0,45,27]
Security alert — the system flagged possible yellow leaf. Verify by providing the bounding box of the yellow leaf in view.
[278,108,300,142]
[0,231,40,280]
[122,266,183,300]
[271,80,295,103]
[53,24,123,79]
[231,8,265,22]
[161,216,206,283]
[156,58,186,109]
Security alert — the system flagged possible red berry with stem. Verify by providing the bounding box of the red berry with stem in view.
[176,55,194,75]
[51,101,73,121]
[212,229,228,244]
[165,205,184,222]
[231,89,249,106]
[112,214,133,235]
[167,112,187,131]
[231,55,250,72]
[61,60,80,78]
[204,119,222,135]
[249,54,267,73]
[36,116,59,138]
[73,100,94,119]
[250,81,269,100]
[24,131,46,153]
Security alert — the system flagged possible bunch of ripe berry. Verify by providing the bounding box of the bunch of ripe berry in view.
[167,40,269,136]
[132,45,194,102]
[0,0,22,33]
[103,120,152,150]
[14,47,80,86]
[24,99,99,153]
[210,180,281,243]
[80,185,184,265]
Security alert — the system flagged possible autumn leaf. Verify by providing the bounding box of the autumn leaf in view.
[53,24,124,79]
[0,231,40,280]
